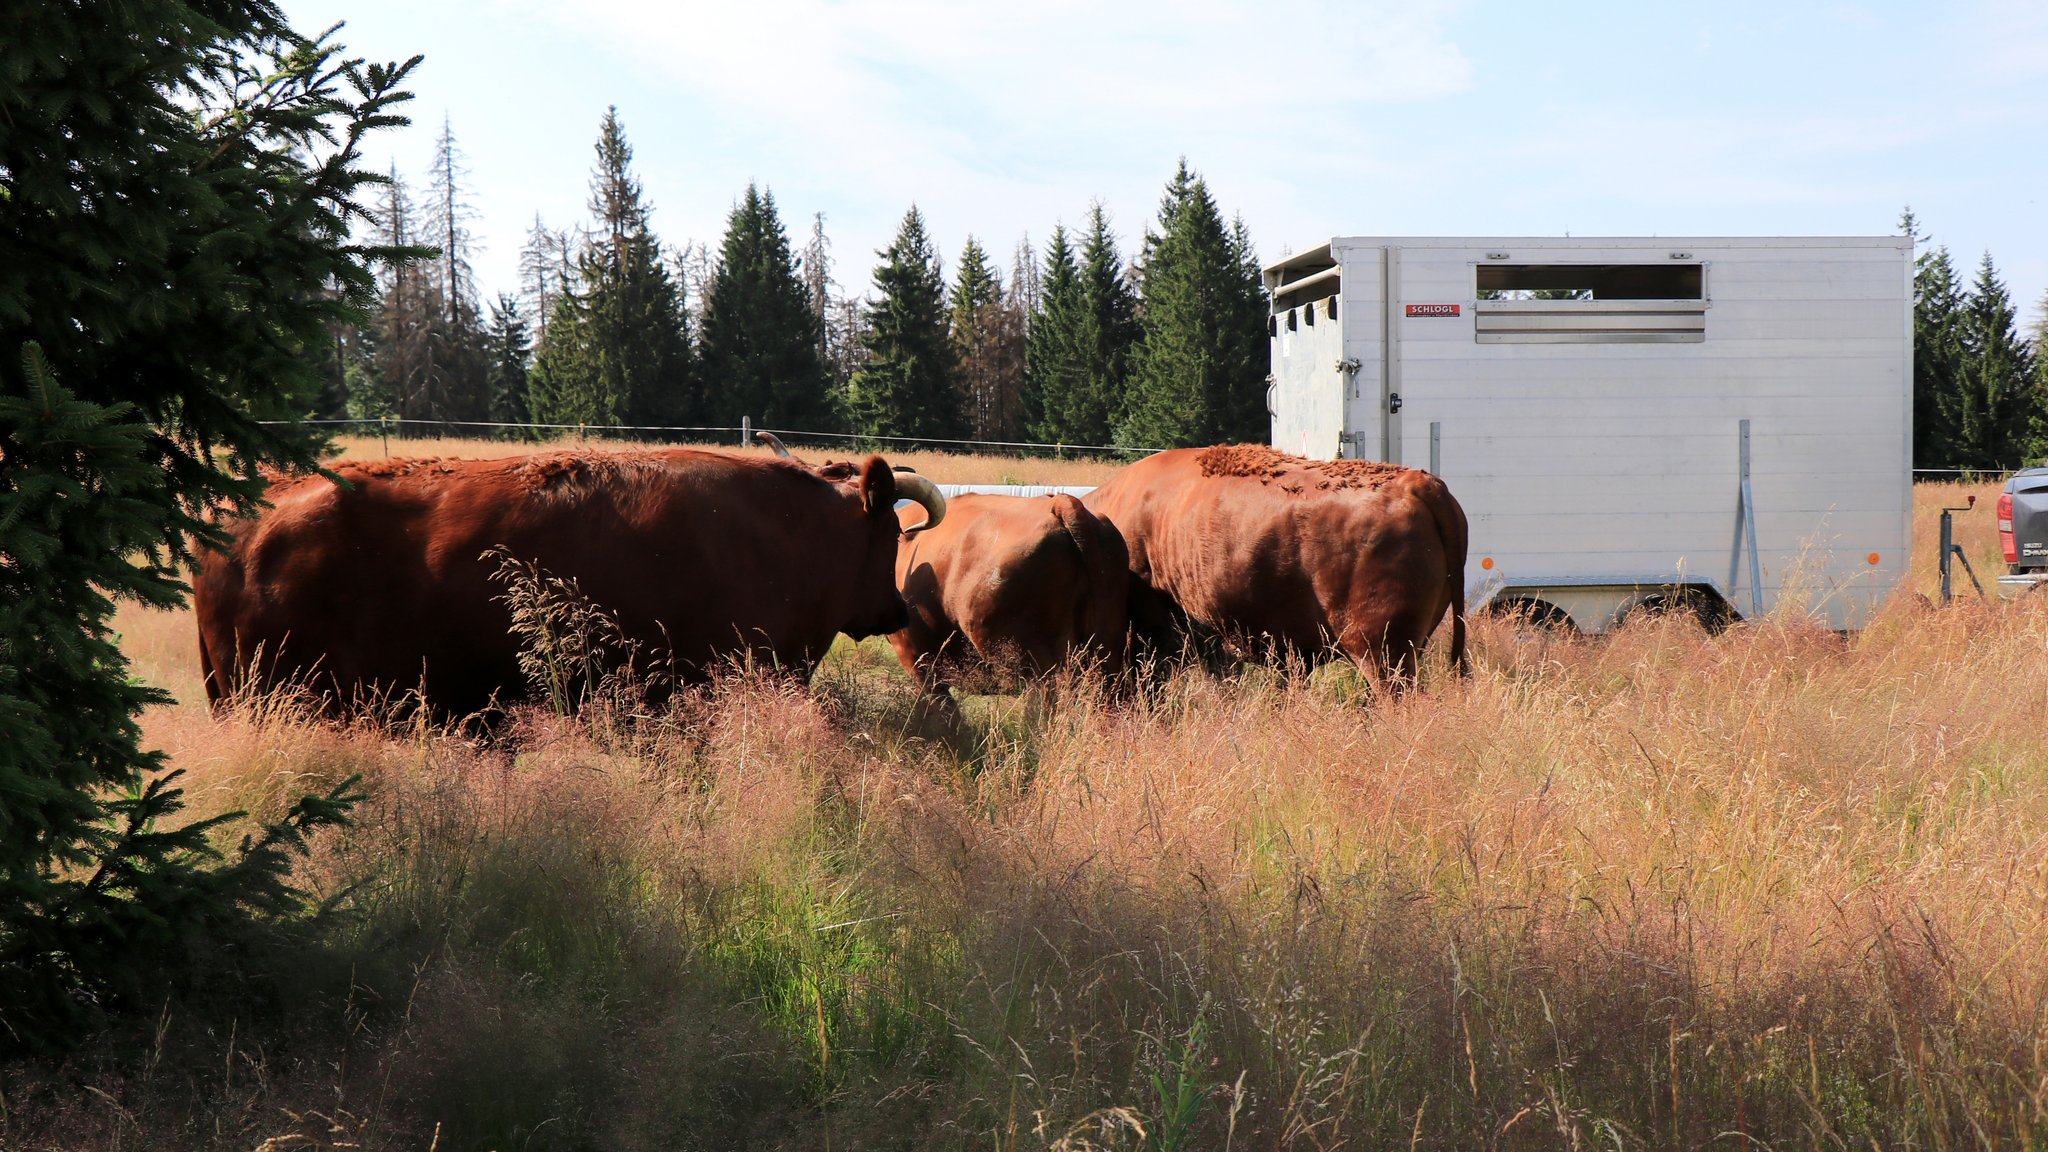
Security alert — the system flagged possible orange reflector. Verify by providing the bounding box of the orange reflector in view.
[1867,552,1880,565]
[1480,556,1495,570]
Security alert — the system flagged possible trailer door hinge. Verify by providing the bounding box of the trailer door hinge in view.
[1388,392,1403,415]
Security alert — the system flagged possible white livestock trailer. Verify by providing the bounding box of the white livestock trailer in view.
[1264,236,1913,631]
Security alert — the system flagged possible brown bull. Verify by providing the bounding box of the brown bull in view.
[193,449,946,715]
[1082,444,1468,684]
[890,493,1130,696]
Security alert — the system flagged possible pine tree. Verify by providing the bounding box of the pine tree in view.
[804,215,869,393]
[699,184,836,429]
[418,117,491,424]
[826,293,871,391]
[950,236,1013,441]
[484,294,534,430]
[676,240,716,339]
[986,236,1040,443]
[366,167,431,421]
[1010,234,1042,322]
[849,208,964,441]
[1024,224,1086,444]
[0,7,401,1047]
[1950,252,2036,471]
[1118,160,1269,449]
[802,212,835,370]
[518,214,573,347]
[528,107,694,430]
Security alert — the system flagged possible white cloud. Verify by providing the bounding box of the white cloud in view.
[518,0,1471,208]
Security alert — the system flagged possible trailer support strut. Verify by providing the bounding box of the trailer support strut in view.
[1730,420,1764,620]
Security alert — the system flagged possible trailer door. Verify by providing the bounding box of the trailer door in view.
[1328,245,1392,462]
[1267,248,1349,459]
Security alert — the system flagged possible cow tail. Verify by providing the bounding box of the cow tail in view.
[1450,568,1469,678]
[197,621,221,709]
[1051,495,1128,679]
[192,553,229,710]
[1421,477,1471,679]
[1049,494,1092,558]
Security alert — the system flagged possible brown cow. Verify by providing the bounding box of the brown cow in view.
[890,493,1130,697]
[193,448,946,715]
[1082,444,1468,685]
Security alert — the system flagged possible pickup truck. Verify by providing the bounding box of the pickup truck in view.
[1997,467,2048,598]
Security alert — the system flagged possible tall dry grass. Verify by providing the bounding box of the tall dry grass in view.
[14,483,2048,1150]
[1912,478,2011,599]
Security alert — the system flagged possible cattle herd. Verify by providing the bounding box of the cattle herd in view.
[192,440,1468,716]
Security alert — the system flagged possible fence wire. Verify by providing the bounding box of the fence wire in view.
[260,417,2021,476]
[263,416,1160,456]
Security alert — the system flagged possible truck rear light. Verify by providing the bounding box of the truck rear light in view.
[1998,492,2016,563]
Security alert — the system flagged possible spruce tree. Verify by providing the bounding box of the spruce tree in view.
[1118,160,1270,449]
[699,184,836,429]
[0,7,402,1046]
[1220,216,1274,440]
[1023,224,1086,444]
[1905,209,1965,468]
[484,294,534,430]
[849,207,965,440]
[2032,293,2048,463]
[1072,203,1141,445]
[529,108,694,430]
[1950,252,2036,471]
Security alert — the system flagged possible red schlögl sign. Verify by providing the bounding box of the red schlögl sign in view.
[1405,304,1461,317]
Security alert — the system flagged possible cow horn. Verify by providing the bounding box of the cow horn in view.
[754,430,794,458]
[893,472,946,534]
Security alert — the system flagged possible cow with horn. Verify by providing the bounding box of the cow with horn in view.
[890,492,1130,700]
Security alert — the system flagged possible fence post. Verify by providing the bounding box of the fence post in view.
[379,415,389,458]
[741,415,751,448]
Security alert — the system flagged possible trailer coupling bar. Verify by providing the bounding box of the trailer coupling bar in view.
[1939,496,1985,604]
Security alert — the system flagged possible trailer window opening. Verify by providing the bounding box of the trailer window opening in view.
[1476,263,1703,300]
[1474,262,1707,343]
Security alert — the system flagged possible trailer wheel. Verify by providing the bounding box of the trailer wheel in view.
[1485,597,1577,644]
[1621,588,1733,634]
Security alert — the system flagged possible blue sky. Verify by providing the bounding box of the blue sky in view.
[280,0,2048,323]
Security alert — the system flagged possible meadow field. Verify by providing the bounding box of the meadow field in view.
[319,433,1131,488]
[8,451,2046,1151]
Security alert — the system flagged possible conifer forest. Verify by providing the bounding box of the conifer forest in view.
[339,109,1274,453]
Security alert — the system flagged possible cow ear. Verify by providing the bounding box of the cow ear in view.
[859,455,896,518]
